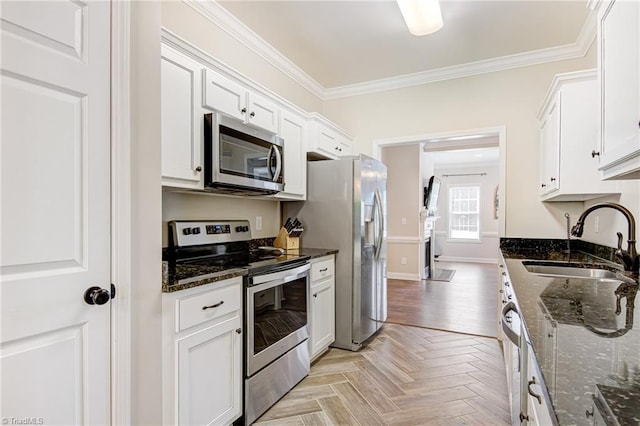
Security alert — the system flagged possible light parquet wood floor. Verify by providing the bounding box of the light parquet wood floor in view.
[253,323,509,426]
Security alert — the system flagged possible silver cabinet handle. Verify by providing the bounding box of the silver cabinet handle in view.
[202,301,224,310]
[527,377,542,405]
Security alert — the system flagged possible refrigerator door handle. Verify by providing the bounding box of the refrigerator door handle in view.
[374,189,384,260]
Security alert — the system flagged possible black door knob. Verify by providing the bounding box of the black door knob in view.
[84,286,111,305]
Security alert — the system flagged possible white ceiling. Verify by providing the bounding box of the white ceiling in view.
[215,0,594,97]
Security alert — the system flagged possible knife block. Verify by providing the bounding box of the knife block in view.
[274,227,299,251]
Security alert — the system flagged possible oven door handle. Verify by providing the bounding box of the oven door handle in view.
[250,263,311,288]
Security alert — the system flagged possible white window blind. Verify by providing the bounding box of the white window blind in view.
[448,185,480,240]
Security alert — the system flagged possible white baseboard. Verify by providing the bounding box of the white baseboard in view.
[436,256,498,264]
[387,272,421,281]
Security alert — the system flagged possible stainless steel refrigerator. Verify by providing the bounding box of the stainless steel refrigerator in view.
[283,154,387,351]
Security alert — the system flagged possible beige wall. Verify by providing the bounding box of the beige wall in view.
[323,46,598,240]
[131,2,163,424]
[382,144,423,278]
[382,144,423,237]
[162,192,281,245]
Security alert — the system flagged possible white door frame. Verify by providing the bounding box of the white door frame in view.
[111,1,132,424]
[372,125,507,237]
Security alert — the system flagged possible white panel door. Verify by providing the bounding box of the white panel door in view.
[1,1,111,424]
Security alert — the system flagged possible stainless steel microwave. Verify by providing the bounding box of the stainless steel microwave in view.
[204,112,284,195]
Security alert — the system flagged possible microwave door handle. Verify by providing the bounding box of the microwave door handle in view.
[266,146,275,179]
[272,145,282,182]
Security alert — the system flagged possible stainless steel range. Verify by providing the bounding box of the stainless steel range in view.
[166,220,311,425]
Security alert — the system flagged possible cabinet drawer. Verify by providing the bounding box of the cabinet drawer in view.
[311,257,334,281]
[176,282,241,332]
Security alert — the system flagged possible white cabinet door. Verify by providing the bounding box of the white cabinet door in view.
[315,123,341,158]
[177,316,242,426]
[338,137,353,157]
[524,346,555,426]
[1,2,111,423]
[309,256,335,360]
[247,91,279,134]
[163,277,243,426]
[597,0,640,178]
[203,68,280,134]
[538,71,617,201]
[203,68,248,122]
[276,109,307,200]
[308,117,354,160]
[310,278,335,359]
[539,95,560,196]
[161,45,204,189]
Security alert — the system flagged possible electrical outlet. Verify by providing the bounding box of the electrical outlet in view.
[401,257,407,265]
[594,215,599,233]
[256,216,262,231]
[401,217,407,225]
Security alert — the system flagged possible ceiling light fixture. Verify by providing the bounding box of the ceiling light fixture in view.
[396,0,444,36]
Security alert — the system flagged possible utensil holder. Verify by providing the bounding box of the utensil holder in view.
[274,227,299,251]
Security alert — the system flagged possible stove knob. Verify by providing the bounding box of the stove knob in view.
[192,227,201,235]
[235,226,243,232]
[182,227,192,235]
[244,226,249,232]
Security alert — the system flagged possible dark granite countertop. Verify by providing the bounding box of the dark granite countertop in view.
[501,241,640,426]
[162,247,338,293]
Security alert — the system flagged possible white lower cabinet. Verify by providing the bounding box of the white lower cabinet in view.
[163,277,243,426]
[309,255,335,360]
[523,343,555,426]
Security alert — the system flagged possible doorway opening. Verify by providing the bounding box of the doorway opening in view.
[373,127,505,337]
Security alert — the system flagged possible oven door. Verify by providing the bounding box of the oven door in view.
[246,263,310,377]
[204,113,284,194]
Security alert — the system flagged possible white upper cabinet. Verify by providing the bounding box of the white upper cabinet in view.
[203,68,279,134]
[596,0,640,179]
[307,114,354,160]
[161,44,204,189]
[537,70,617,201]
[275,109,307,200]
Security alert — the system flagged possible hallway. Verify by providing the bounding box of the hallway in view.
[386,261,499,337]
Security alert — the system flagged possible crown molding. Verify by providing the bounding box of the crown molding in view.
[186,0,597,101]
[183,0,325,99]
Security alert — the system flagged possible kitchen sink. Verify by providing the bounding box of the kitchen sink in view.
[522,261,621,281]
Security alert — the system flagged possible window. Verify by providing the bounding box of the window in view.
[448,185,480,240]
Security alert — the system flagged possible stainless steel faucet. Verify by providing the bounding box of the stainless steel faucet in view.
[571,202,639,276]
